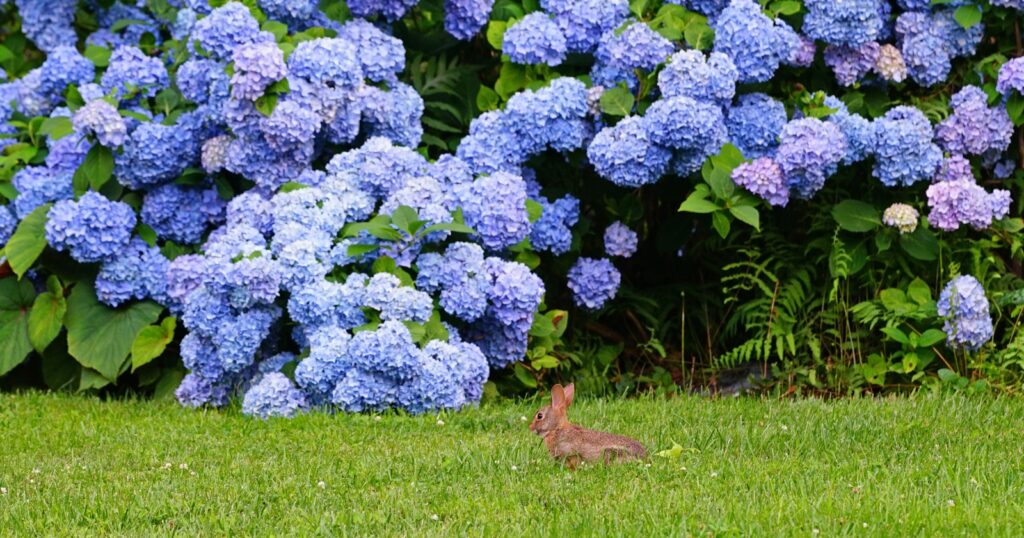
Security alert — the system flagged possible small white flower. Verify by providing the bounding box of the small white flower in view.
[374,415,382,422]
[812,529,819,535]
[780,424,788,431]
[645,463,652,468]
[436,419,445,426]
[519,416,527,422]
[31,468,40,474]
[317,481,326,489]
[511,465,518,471]
[179,463,189,470]
[863,523,869,528]
[710,471,718,478]
[947,499,956,507]
[430,514,439,521]
[189,471,197,477]
[0,487,7,495]
[162,463,172,470]
[28,479,35,484]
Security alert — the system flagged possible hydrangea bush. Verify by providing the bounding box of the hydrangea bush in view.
[0,0,1023,407]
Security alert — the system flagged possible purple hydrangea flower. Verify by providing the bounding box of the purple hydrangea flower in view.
[937,275,993,351]
[604,221,638,258]
[567,257,621,310]
[732,157,789,207]
[242,372,308,418]
[72,100,127,148]
[503,12,568,66]
[45,192,137,264]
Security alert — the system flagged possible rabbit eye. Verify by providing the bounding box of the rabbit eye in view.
[536,413,543,419]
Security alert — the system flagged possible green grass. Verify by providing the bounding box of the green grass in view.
[2,393,1024,536]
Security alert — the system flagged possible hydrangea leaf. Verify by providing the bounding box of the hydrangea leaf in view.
[953,5,982,29]
[831,200,881,232]
[0,277,36,376]
[898,226,938,261]
[65,282,162,381]
[131,316,176,372]
[5,203,51,279]
[28,275,66,353]
[599,86,635,117]
[40,337,79,391]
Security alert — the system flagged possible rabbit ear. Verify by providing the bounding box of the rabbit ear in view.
[551,384,565,409]
[563,383,575,407]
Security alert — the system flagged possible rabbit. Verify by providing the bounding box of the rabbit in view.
[528,383,646,469]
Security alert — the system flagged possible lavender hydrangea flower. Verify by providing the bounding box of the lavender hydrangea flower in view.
[934,86,1013,157]
[72,100,127,148]
[567,257,621,310]
[657,50,738,107]
[726,93,787,159]
[776,118,847,199]
[445,0,494,40]
[926,179,1010,231]
[871,106,942,187]
[732,157,789,207]
[824,43,880,86]
[997,57,1024,98]
[100,46,169,99]
[96,238,169,307]
[588,116,672,187]
[230,41,287,101]
[937,275,993,351]
[604,221,638,258]
[714,0,797,83]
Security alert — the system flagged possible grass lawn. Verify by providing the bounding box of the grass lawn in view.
[2,393,1024,536]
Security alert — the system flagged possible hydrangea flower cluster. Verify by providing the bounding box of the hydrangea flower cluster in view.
[882,203,919,234]
[934,86,1013,157]
[568,257,621,310]
[937,275,994,351]
[604,222,638,258]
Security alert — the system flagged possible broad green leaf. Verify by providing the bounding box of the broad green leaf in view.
[423,310,449,344]
[421,221,476,236]
[599,86,635,117]
[153,368,186,400]
[899,225,938,261]
[711,211,731,238]
[131,316,176,371]
[525,199,543,223]
[73,144,115,191]
[831,200,881,232]
[1007,93,1024,127]
[254,93,279,116]
[953,5,982,29]
[679,192,719,214]
[262,20,289,41]
[707,168,735,199]
[137,223,158,247]
[513,363,537,387]
[917,329,946,348]
[391,205,419,235]
[5,204,51,279]
[655,441,684,460]
[38,117,73,140]
[79,367,111,391]
[906,278,932,306]
[0,277,36,376]
[110,18,150,31]
[486,20,508,50]
[41,337,79,391]
[84,45,111,67]
[729,205,760,231]
[28,275,65,353]
[346,243,380,258]
[531,355,560,369]
[901,352,919,373]
[683,18,714,50]
[476,85,500,112]
[65,283,163,381]
[881,326,910,345]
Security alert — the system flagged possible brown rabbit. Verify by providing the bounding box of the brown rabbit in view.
[528,383,646,469]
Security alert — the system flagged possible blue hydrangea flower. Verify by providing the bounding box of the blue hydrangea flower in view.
[937,275,993,351]
[776,118,847,199]
[445,0,494,40]
[230,41,287,101]
[552,0,629,54]
[181,332,223,380]
[100,46,169,99]
[732,157,789,207]
[824,43,880,86]
[176,373,230,408]
[358,82,425,148]
[258,0,319,22]
[331,369,400,412]
[347,0,419,21]
[424,339,490,402]
[177,58,231,106]
[166,254,208,309]
[453,171,530,251]
[484,258,545,331]
[503,77,590,155]
[45,192,136,264]
[397,356,466,414]
[657,50,738,107]
[191,2,268,60]
[726,93,787,159]
[803,0,886,47]
[96,238,169,307]
[588,116,672,187]
[363,273,434,323]
[337,19,405,83]
[208,255,282,311]
[116,121,198,190]
[503,12,568,66]
[567,257,621,310]
[926,178,1011,231]
[530,195,580,255]
[15,0,76,52]
[289,37,363,93]
[72,100,127,148]
[456,111,528,175]
[597,21,674,72]
[604,221,638,258]
[242,372,308,418]
[45,130,89,172]
[38,46,94,98]
[215,306,280,374]
[714,0,796,83]
[643,96,727,174]
[820,96,875,165]
[346,321,424,382]
[12,166,73,219]
[327,137,429,200]
[261,100,321,150]
[0,205,16,245]
[871,106,942,187]
[464,315,529,368]
[934,86,1013,157]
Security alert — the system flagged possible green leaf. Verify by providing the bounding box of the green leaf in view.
[831,200,881,232]
[65,283,163,381]
[0,277,36,376]
[28,276,65,353]
[41,337,79,391]
[881,326,910,345]
[899,225,938,261]
[486,20,508,50]
[73,144,115,192]
[153,368,186,400]
[131,316,176,371]
[711,211,731,238]
[255,93,279,116]
[906,278,932,306]
[599,86,635,117]
[729,205,760,231]
[494,62,527,100]
[953,5,982,29]
[79,367,111,391]
[5,204,51,279]
[513,363,536,388]
[422,310,449,344]
[771,0,802,15]
[1007,93,1024,127]
[137,223,158,247]
[420,221,476,236]
[655,441,684,460]
[476,85,500,112]
[262,20,289,41]
[346,243,380,258]
[84,45,111,67]
[391,205,419,235]
[531,355,559,369]
[630,0,649,17]
[678,191,719,214]
[110,18,150,31]
[39,117,73,140]
[154,88,181,115]
[525,199,543,223]
[917,329,946,348]
[683,18,714,50]
[707,168,735,200]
